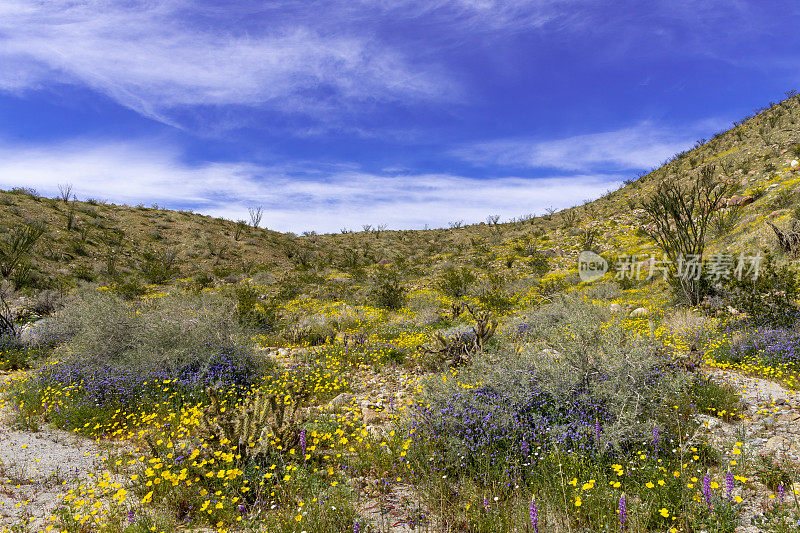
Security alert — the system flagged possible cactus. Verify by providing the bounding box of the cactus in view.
[465,303,498,350]
[421,305,497,368]
[198,380,310,458]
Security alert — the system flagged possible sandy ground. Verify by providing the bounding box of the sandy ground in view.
[0,371,105,530]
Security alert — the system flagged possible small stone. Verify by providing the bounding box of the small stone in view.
[629,307,649,317]
[329,393,354,408]
[608,303,622,313]
[362,408,380,425]
[766,436,789,452]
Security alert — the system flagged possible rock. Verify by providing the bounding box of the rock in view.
[608,303,622,313]
[362,408,380,425]
[766,436,789,452]
[727,195,755,207]
[776,398,787,406]
[791,159,800,170]
[365,425,384,439]
[694,414,721,430]
[630,307,649,317]
[777,412,799,423]
[542,348,562,358]
[329,393,354,408]
[18,318,51,346]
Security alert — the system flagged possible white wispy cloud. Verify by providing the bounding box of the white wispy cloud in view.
[0,0,454,124]
[0,138,620,233]
[451,122,717,171]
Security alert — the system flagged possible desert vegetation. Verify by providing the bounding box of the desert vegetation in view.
[2,94,800,533]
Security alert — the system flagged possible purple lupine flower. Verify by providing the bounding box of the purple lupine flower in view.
[529,498,539,533]
[702,474,712,507]
[779,483,785,501]
[618,495,627,530]
[726,471,735,500]
[300,428,307,461]
[353,520,360,533]
[652,425,659,451]
[483,497,489,511]
[126,508,135,523]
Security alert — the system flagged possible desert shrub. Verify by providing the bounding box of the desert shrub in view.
[754,452,795,491]
[772,188,797,209]
[686,375,742,422]
[110,276,149,300]
[417,299,682,473]
[368,265,406,310]
[0,220,45,279]
[233,283,282,332]
[138,247,180,284]
[721,254,800,327]
[34,290,267,409]
[711,206,744,238]
[581,280,621,300]
[475,271,513,312]
[437,265,476,298]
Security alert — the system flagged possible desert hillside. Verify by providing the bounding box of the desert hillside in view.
[1,95,800,533]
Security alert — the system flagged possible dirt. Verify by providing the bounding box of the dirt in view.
[0,371,105,531]
[704,367,800,533]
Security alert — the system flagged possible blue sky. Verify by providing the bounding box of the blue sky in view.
[1,1,799,233]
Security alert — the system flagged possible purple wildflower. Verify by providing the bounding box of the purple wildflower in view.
[619,495,627,530]
[779,483,785,501]
[126,508,135,523]
[529,498,539,533]
[726,471,735,500]
[300,428,307,461]
[652,425,659,451]
[353,520,360,533]
[702,474,712,507]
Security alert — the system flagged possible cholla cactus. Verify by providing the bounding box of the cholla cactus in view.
[198,382,308,458]
[466,304,497,350]
[422,305,497,367]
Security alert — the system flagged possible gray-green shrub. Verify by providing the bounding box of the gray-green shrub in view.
[418,299,684,470]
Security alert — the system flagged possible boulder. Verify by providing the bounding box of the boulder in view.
[765,435,790,452]
[726,195,754,207]
[608,303,622,313]
[629,307,649,317]
[329,393,354,409]
[18,318,51,346]
[362,407,380,425]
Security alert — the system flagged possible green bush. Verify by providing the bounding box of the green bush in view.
[722,254,800,327]
[418,299,684,472]
[43,289,267,385]
[436,265,476,298]
[368,266,406,310]
[110,276,149,300]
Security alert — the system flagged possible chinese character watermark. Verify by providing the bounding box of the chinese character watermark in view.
[578,252,762,282]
